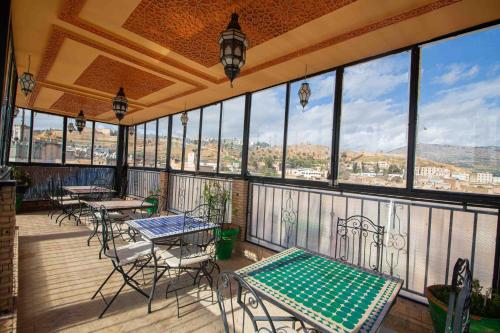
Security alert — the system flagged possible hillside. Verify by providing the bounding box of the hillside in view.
[388,144,499,174]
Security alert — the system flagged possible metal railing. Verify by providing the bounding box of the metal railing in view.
[247,181,499,301]
[127,168,160,198]
[168,173,232,223]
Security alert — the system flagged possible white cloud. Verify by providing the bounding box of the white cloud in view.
[432,63,479,85]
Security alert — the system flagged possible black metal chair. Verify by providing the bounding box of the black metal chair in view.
[445,258,472,333]
[91,205,153,318]
[334,215,385,271]
[158,204,222,317]
[216,271,303,333]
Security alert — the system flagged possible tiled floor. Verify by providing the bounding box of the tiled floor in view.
[16,211,433,332]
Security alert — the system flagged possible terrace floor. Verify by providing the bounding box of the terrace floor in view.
[16,211,434,332]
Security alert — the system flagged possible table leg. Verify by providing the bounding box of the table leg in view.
[148,241,158,313]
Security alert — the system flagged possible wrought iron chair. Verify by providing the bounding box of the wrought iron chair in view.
[445,258,472,333]
[157,204,222,317]
[91,205,153,318]
[334,215,385,271]
[126,194,166,220]
[54,179,80,226]
[216,271,303,333]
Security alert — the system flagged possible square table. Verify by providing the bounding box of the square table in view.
[125,215,218,313]
[237,247,402,333]
[63,185,115,195]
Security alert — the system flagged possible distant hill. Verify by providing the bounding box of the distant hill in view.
[388,144,499,174]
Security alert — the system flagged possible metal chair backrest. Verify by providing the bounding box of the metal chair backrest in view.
[97,205,121,263]
[445,258,472,333]
[335,215,384,271]
[216,271,279,333]
[178,204,220,266]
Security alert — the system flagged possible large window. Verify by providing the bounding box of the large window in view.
[338,52,411,187]
[157,117,168,169]
[220,96,245,174]
[66,118,92,165]
[134,124,145,167]
[127,126,135,166]
[31,112,63,163]
[248,85,286,177]
[184,109,200,171]
[93,122,118,166]
[286,72,335,181]
[416,27,500,194]
[9,108,31,162]
[144,120,157,168]
[170,114,183,170]
[199,104,220,172]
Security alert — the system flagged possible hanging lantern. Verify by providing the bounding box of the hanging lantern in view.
[19,56,36,96]
[129,125,135,136]
[219,12,248,87]
[112,87,128,121]
[68,122,75,134]
[75,110,86,133]
[298,65,311,110]
[181,111,188,127]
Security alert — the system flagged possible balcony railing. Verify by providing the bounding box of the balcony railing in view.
[168,173,232,223]
[247,181,499,301]
[127,168,160,198]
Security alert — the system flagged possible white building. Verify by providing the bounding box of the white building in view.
[415,166,451,178]
[451,173,470,182]
[474,172,493,184]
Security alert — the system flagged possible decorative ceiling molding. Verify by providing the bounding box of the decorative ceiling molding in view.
[122,0,356,67]
[75,55,174,99]
[59,0,221,83]
[51,92,115,116]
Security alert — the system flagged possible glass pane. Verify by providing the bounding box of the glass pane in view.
[135,124,145,167]
[199,104,220,172]
[170,114,183,170]
[416,26,500,194]
[220,96,245,174]
[157,117,169,169]
[65,119,92,165]
[31,112,63,163]
[127,126,135,166]
[93,122,118,166]
[9,108,31,162]
[286,72,335,181]
[144,120,157,167]
[184,109,200,171]
[339,51,411,187]
[248,84,286,177]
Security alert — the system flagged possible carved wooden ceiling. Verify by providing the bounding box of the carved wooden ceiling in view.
[11,0,500,124]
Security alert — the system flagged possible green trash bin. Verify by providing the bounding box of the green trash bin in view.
[216,225,240,260]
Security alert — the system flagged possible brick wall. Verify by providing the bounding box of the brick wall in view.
[0,181,15,314]
[159,171,169,211]
[231,179,248,241]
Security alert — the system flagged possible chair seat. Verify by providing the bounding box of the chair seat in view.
[58,199,80,206]
[113,241,152,266]
[50,195,72,201]
[158,246,211,268]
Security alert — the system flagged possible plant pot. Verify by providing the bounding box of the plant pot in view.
[15,184,28,213]
[216,225,240,260]
[425,285,500,333]
[145,197,159,215]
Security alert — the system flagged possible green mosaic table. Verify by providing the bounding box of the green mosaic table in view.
[237,247,402,333]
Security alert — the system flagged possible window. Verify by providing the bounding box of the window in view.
[66,118,92,165]
[144,120,157,168]
[286,72,335,181]
[220,96,245,174]
[127,126,135,166]
[93,122,118,166]
[134,124,145,167]
[184,109,200,171]
[9,108,31,162]
[338,52,411,187]
[416,27,500,194]
[31,112,63,163]
[199,104,220,172]
[157,117,169,169]
[248,85,286,177]
[170,114,183,170]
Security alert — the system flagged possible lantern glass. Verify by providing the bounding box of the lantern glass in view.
[113,87,128,121]
[219,13,248,85]
[75,111,86,132]
[67,122,75,133]
[19,72,36,96]
[298,82,311,108]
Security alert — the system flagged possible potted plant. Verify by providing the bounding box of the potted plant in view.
[202,181,238,260]
[11,166,32,213]
[425,280,500,332]
[146,188,160,215]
